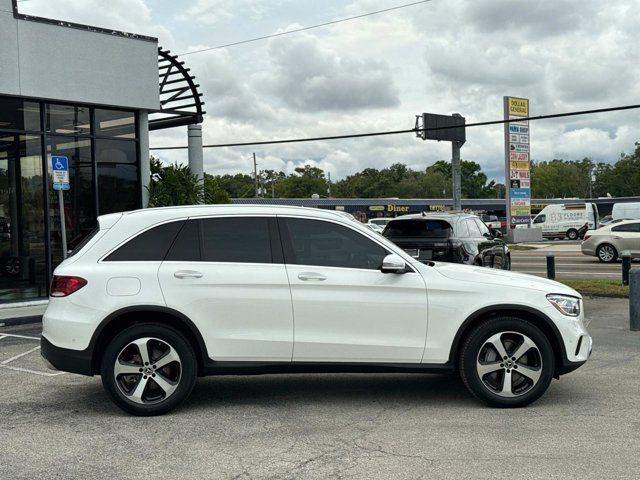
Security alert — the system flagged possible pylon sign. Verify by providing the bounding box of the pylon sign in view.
[504,97,530,227]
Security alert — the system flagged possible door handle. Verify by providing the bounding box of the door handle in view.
[174,270,203,279]
[297,272,327,281]
[612,236,621,240]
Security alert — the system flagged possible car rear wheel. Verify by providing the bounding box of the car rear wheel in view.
[101,323,197,416]
[597,243,618,263]
[567,229,579,240]
[459,317,554,407]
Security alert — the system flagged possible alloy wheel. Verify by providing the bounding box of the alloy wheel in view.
[476,331,543,398]
[598,245,615,262]
[113,337,182,405]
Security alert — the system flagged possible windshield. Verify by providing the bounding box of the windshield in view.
[383,219,452,238]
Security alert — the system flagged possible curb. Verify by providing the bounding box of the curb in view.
[0,315,43,328]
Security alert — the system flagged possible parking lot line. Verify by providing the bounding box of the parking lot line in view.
[0,364,65,377]
[2,346,41,365]
[0,333,40,341]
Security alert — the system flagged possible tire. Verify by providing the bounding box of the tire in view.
[100,323,197,416]
[459,317,555,408]
[567,229,579,240]
[596,243,618,263]
[503,253,511,271]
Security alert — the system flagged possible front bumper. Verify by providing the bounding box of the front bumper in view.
[41,336,93,376]
[557,333,593,375]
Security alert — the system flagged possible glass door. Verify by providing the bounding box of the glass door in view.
[0,134,46,301]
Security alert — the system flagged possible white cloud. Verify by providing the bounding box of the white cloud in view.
[22,0,640,184]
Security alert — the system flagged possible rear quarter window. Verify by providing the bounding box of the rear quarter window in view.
[104,221,185,261]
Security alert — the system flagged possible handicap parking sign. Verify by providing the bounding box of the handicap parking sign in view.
[51,156,70,190]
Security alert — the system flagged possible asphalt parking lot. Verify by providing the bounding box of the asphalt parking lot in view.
[1,298,639,480]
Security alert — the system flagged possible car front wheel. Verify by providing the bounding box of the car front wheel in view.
[459,317,554,407]
[101,323,197,416]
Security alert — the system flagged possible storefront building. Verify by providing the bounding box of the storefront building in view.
[0,0,204,302]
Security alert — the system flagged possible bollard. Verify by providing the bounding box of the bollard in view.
[546,253,555,280]
[630,269,640,331]
[622,251,631,286]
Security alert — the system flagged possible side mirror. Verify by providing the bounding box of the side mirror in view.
[492,229,503,238]
[381,254,407,274]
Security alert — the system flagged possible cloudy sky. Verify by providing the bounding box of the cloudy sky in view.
[20,0,640,181]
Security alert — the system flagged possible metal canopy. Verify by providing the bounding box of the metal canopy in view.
[149,48,206,131]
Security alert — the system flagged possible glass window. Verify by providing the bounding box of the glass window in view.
[105,221,184,261]
[383,219,452,238]
[45,104,91,135]
[166,220,200,261]
[0,97,40,132]
[96,139,139,215]
[533,215,545,224]
[201,217,272,263]
[283,218,387,270]
[456,219,470,237]
[467,219,482,237]
[47,136,96,265]
[95,109,136,139]
[0,135,47,300]
[612,223,640,233]
[475,218,491,236]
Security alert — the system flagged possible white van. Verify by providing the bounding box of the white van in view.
[532,203,599,240]
[611,202,640,221]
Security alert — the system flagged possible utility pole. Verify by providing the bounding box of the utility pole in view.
[327,172,332,197]
[451,113,463,211]
[253,152,259,198]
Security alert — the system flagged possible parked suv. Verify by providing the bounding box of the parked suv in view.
[42,206,591,415]
[382,212,511,269]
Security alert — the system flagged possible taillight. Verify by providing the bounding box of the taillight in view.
[583,234,591,241]
[50,276,87,297]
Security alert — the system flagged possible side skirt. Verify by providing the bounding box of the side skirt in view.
[202,361,455,376]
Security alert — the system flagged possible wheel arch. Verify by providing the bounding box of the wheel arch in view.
[89,306,209,376]
[448,305,567,376]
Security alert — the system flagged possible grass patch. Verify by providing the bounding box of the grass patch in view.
[507,244,539,251]
[560,279,629,298]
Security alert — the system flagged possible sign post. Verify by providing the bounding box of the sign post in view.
[51,156,70,259]
[504,97,531,229]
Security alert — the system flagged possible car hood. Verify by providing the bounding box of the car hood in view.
[430,261,581,297]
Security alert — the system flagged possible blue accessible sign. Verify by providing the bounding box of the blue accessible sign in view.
[51,156,70,190]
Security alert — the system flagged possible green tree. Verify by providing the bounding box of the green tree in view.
[593,143,640,197]
[147,157,204,207]
[278,165,329,198]
[530,158,593,198]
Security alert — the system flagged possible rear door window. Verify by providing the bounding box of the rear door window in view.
[383,220,452,238]
[200,217,273,263]
[104,221,185,261]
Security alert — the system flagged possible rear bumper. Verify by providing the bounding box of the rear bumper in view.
[40,336,93,376]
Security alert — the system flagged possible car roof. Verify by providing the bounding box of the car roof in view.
[98,204,359,228]
[386,212,476,222]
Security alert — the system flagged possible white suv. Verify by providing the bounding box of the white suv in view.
[41,205,592,415]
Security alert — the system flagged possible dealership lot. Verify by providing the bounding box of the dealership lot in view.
[1,298,638,480]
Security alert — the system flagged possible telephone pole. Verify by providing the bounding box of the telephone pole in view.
[253,152,259,198]
[327,172,332,197]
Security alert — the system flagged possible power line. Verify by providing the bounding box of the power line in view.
[149,103,640,150]
[177,0,432,56]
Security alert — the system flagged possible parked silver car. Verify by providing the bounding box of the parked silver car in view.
[581,219,640,262]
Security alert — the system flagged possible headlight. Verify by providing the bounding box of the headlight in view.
[547,294,581,317]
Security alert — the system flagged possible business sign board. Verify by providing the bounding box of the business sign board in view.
[504,96,531,227]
